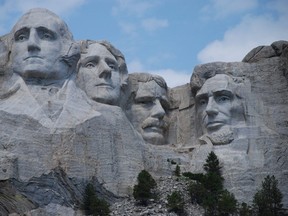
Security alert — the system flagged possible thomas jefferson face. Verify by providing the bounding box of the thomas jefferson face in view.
[195,74,244,143]
[128,80,168,145]
[77,43,121,105]
[11,10,71,81]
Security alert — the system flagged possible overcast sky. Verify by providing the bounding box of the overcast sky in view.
[0,0,287,87]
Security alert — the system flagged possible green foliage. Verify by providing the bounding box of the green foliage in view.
[203,151,222,176]
[217,189,237,216]
[174,164,181,177]
[167,191,185,215]
[182,172,205,183]
[238,202,253,216]
[202,172,224,194]
[188,181,207,205]
[83,183,110,216]
[187,151,237,216]
[133,170,157,205]
[252,175,283,216]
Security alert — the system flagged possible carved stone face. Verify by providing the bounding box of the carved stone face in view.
[11,10,70,81]
[77,43,121,105]
[195,74,244,144]
[128,80,168,145]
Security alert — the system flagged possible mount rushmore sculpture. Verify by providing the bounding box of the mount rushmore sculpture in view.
[0,8,287,214]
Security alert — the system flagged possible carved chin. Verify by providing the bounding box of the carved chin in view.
[142,131,165,145]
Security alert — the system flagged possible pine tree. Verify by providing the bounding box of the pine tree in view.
[217,189,237,216]
[238,202,253,216]
[253,175,283,216]
[174,164,181,177]
[133,170,157,205]
[83,183,110,216]
[203,151,222,177]
[187,151,238,216]
[167,191,185,215]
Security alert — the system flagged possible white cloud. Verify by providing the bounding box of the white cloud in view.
[149,69,191,88]
[128,59,145,72]
[197,12,288,63]
[202,0,258,19]
[141,18,168,32]
[128,60,190,88]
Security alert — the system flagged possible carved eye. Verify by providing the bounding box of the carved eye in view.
[38,28,56,41]
[217,95,231,103]
[85,62,96,68]
[139,101,153,106]
[15,32,29,42]
[106,60,117,70]
[17,34,28,41]
[109,64,117,70]
[42,33,53,40]
[136,99,153,107]
[198,98,207,106]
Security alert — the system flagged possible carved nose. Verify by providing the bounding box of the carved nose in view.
[205,98,218,116]
[98,61,112,79]
[151,99,165,119]
[27,29,40,52]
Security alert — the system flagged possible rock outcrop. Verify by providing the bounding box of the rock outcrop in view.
[0,8,287,215]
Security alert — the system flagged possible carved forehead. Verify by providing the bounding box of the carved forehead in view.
[80,43,116,60]
[12,8,72,40]
[196,74,235,96]
[135,80,168,100]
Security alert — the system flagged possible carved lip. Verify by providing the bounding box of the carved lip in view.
[24,56,43,60]
[206,121,225,129]
[144,126,163,133]
[95,83,113,88]
[143,121,165,133]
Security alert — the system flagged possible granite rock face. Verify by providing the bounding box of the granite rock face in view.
[0,8,287,215]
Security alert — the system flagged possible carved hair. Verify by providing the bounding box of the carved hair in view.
[0,34,11,76]
[128,72,168,92]
[124,73,167,107]
[190,63,246,98]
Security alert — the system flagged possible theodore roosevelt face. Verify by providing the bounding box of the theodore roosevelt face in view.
[128,80,168,145]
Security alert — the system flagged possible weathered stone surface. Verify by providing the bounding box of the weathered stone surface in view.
[0,7,287,215]
[187,48,288,206]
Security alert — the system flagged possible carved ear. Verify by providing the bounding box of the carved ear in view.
[121,73,128,88]
[62,42,80,67]
[0,35,10,76]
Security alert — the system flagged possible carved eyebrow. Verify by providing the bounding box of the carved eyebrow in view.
[135,96,154,102]
[213,90,233,97]
[14,27,29,39]
[195,92,208,100]
[105,57,117,65]
[80,55,100,65]
[36,26,57,40]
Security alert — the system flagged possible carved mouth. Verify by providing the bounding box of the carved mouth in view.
[24,56,43,60]
[143,121,165,133]
[206,121,225,129]
[144,126,163,134]
[95,83,113,88]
